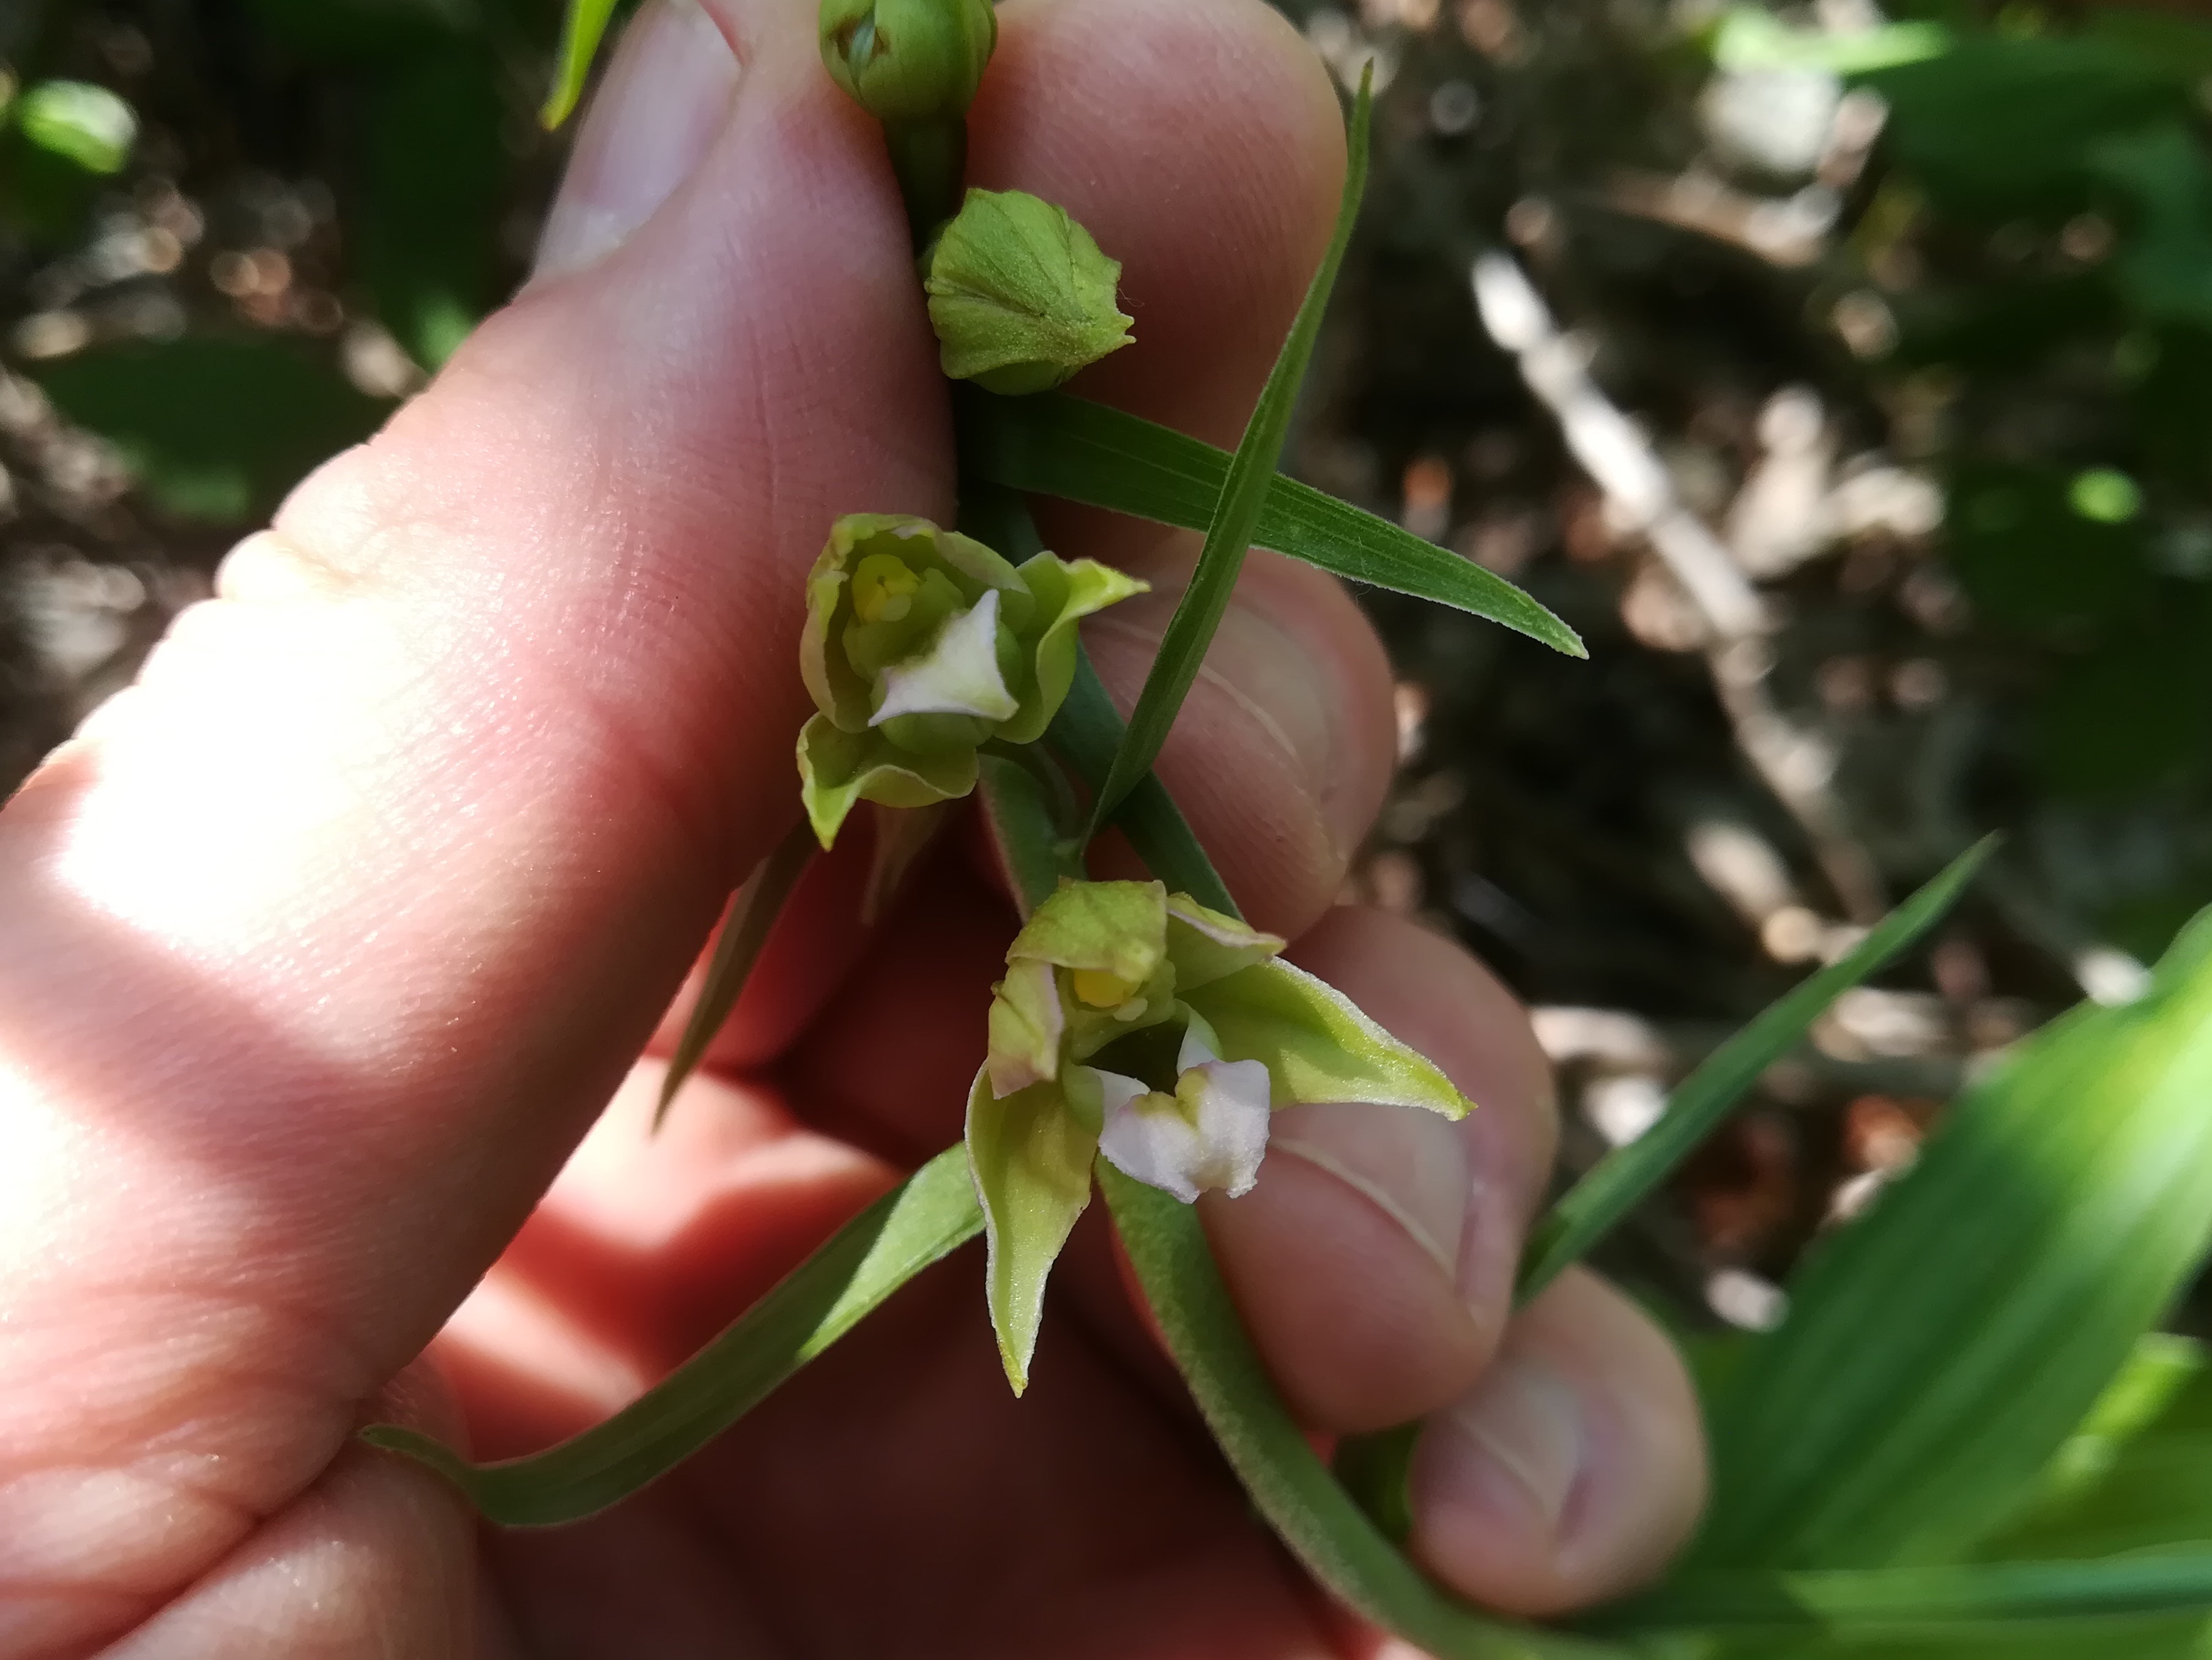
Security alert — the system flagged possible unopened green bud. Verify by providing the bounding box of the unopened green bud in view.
[924,189,1135,396]
[819,0,997,125]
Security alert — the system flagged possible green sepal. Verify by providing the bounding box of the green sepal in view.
[1006,877,1168,986]
[797,714,977,849]
[1166,893,1286,990]
[925,189,1135,395]
[1185,958,1471,1118]
[965,1069,1099,1395]
[998,553,1149,745]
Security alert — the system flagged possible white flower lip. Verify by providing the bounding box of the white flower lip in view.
[871,588,1021,726]
[1092,1054,1273,1206]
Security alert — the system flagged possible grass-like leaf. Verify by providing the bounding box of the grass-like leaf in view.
[1518,839,1995,1299]
[655,820,815,1127]
[1085,70,1375,832]
[957,390,1584,659]
[1605,1551,2212,1637]
[1690,900,2212,1572]
[1100,1162,1625,1659]
[362,1146,982,1525]
[543,0,626,128]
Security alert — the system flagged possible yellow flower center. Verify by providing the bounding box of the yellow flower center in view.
[1071,968,1138,1009]
[852,554,922,624]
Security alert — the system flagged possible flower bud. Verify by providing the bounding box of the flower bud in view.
[924,189,1135,396]
[796,515,1146,847]
[819,0,997,125]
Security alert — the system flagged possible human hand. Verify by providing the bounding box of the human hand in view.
[0,0,1705,1652]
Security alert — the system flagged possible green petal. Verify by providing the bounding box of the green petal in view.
[998,553,1149,745]
[797,716,978,849]
[1165,893,1286,990]
[985,956,1064,1097]
[965,1070,1099,1394]
[1185,959,1471,1119]
[1006,878,1168,984]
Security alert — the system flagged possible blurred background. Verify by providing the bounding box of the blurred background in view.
[3,0,2209,1335]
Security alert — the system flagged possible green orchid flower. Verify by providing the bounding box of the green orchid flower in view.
[796,515,1146,848]
[965,878,1474,1392]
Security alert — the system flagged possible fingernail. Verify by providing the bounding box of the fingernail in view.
[1186,600,1363,858]
[1415,1347,1587,1543]
[535,0,741,283]
[1270,1100,1468,1276]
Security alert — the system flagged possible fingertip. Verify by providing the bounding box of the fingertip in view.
[1203,1099,1485,1432]
[1408,1269,1708,1618]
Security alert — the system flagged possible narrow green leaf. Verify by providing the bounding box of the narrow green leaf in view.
[1693,901,2212,1571]
[656,820,815,1127]
[362,1146,982,1525]
[1087,71,1375,832]
[1605,1552,2212,1637]
[1099,1163,1624,1659]
[954,391,1585,658]
[1519,840,1994,1300]
[1048,648,1241,918]
[543,0,624,128]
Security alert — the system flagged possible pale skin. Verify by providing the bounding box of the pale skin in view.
[0,0,1707,1653]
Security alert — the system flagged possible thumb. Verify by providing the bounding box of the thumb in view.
[0,0,941,1642]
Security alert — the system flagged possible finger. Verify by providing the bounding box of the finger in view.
[0,0,935,1639]
[1409,1268,1709,1617]
[92,1365,480,1660]
[970,0,1393,935]
[1202,908,1561,1432]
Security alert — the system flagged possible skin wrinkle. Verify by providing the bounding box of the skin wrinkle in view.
[1265,1134,1460,1278]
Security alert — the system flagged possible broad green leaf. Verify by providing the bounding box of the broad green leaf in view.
[1099,1163,1621,1659]
[1691,903,2212,1571]
[956,391,1583,658]
[1519,842,1993,1300]
[656,820,815,1125]
[362,1146,982,1524]
[1086,70,1374,832]
[1048,648,1241,919]
[544,0,627,128]
[965,1073,1098,1394]
[1981,1335,2212,1562]
[1186,958,1470,1119]
[1606,1552,2212,1639]
[365,47,505,366]
[16,81,136,174]
[1710,11,1950,76]
[37,338,387,524]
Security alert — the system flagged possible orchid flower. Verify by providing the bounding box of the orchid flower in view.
[965,878,1474,1391]
[796,514,1145,848]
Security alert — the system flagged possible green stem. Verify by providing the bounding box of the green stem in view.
[885,117,966,245]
